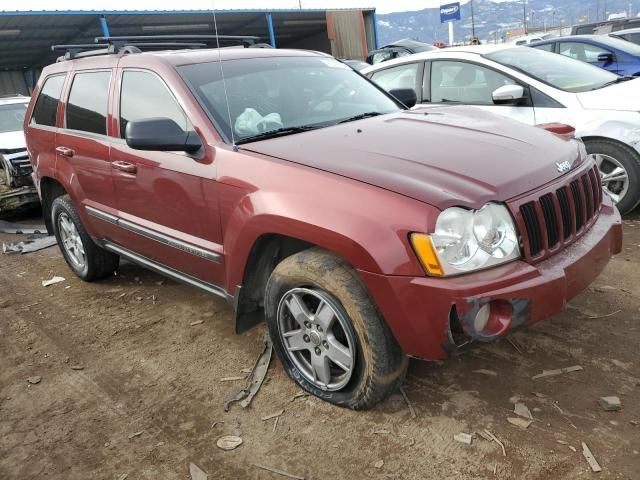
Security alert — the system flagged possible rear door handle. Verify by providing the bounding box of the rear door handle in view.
[111,160,137,174]
[55,146,74,157]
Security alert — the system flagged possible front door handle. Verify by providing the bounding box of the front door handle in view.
[111,160,137,174]
[55,146,74,157]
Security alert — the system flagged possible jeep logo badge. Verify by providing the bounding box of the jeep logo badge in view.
[556,161,571,173]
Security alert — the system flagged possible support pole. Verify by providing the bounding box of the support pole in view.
[266,12,276,48]
[470,0,476,38]
[99,14,110,38]
[373,11,379,49]
[448,21,454,46]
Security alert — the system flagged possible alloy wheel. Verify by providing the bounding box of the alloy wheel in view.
[277,287,356,391]
[58,212,86,269]
[589,153,629,204]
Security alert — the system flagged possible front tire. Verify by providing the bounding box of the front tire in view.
[51,195,119,281]
[585,139,640,214]
[264,247,408,410]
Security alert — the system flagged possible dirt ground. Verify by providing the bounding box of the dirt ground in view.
[1,210,639,480]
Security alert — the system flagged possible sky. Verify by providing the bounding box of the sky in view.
[0,0,471,15]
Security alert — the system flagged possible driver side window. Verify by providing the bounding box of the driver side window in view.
[120,70,189,138]
[558,42,611,63]
[430,61,516,105]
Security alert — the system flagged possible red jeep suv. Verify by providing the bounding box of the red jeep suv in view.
[24,40,622,409]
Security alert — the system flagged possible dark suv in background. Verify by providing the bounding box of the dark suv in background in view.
[366,38,436,65]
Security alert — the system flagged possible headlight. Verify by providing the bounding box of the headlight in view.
[411,203,521,276]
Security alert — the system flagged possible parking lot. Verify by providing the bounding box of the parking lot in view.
[0,209,637,480]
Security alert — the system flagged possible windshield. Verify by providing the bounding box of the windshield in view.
[178,56,400,143]
[485,47,619,93]
[0,102,27,134]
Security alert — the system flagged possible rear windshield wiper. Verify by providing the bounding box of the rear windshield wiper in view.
[235,125,320,145]
[337,111,382,124]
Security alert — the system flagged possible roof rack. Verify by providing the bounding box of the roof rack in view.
[95,35,260,47]
[52,34,262,62]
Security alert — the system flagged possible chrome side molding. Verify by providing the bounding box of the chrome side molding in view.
[86,205,221,263]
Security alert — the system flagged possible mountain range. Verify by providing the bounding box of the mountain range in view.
[376,0,640,44]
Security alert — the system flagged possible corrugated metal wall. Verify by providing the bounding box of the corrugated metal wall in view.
[326,10,368,60]
[0,71,29,96]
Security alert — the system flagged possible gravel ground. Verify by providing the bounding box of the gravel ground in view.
[0,210,638,479]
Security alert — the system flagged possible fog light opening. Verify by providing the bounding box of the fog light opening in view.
[476,300,513,337]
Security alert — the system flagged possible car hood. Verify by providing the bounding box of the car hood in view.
[0,130,26,150]
[240,106,583,210]
[577,78,640,111]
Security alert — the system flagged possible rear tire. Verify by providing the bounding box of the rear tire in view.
[51,195,119,281]
[264,247,408,410]
[585,139,640,214]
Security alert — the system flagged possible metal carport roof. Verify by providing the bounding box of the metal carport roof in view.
[0,8,376,71]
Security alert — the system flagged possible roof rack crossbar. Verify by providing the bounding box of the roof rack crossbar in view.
[52,44,110,51]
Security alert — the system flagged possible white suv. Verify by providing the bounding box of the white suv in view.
[0,95,31,188]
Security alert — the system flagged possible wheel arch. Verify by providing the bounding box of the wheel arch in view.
[232,233,317,333]
[230,220,384,334]
[581,135,639,153]
[39,176,68,235]
[582,135,640,213]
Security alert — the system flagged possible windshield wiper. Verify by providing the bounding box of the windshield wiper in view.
[235,125,320,145]
[337,111,383,124]
[592,75,635,90]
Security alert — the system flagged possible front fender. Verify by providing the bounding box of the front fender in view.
[578,115,640,155]
[222,187,436,294]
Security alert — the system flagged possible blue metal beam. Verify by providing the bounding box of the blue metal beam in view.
[372,11,379,49]
[266,12,276,48]
[99,14,110,37]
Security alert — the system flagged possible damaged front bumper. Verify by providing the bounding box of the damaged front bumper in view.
[359,200,622,361]
[0,185,40,216]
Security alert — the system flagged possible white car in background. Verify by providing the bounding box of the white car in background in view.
[362,45,640,214]
[0,95,31,188]
[510,33,555,45]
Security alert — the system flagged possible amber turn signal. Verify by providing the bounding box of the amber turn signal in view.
[410,233,444,276]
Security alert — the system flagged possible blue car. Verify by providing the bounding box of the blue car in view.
[530,35,640,76]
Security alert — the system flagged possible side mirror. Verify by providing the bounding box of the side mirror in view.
[388,88,417,108]
[492,84,526,105]
[597,52,614,63]
[125,118,202,153]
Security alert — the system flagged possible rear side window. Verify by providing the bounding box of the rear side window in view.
[66,71,111,135]
[370,51,393,64]
[533,43,554,52]
[31,75,65,127]
[119,70,188,138]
